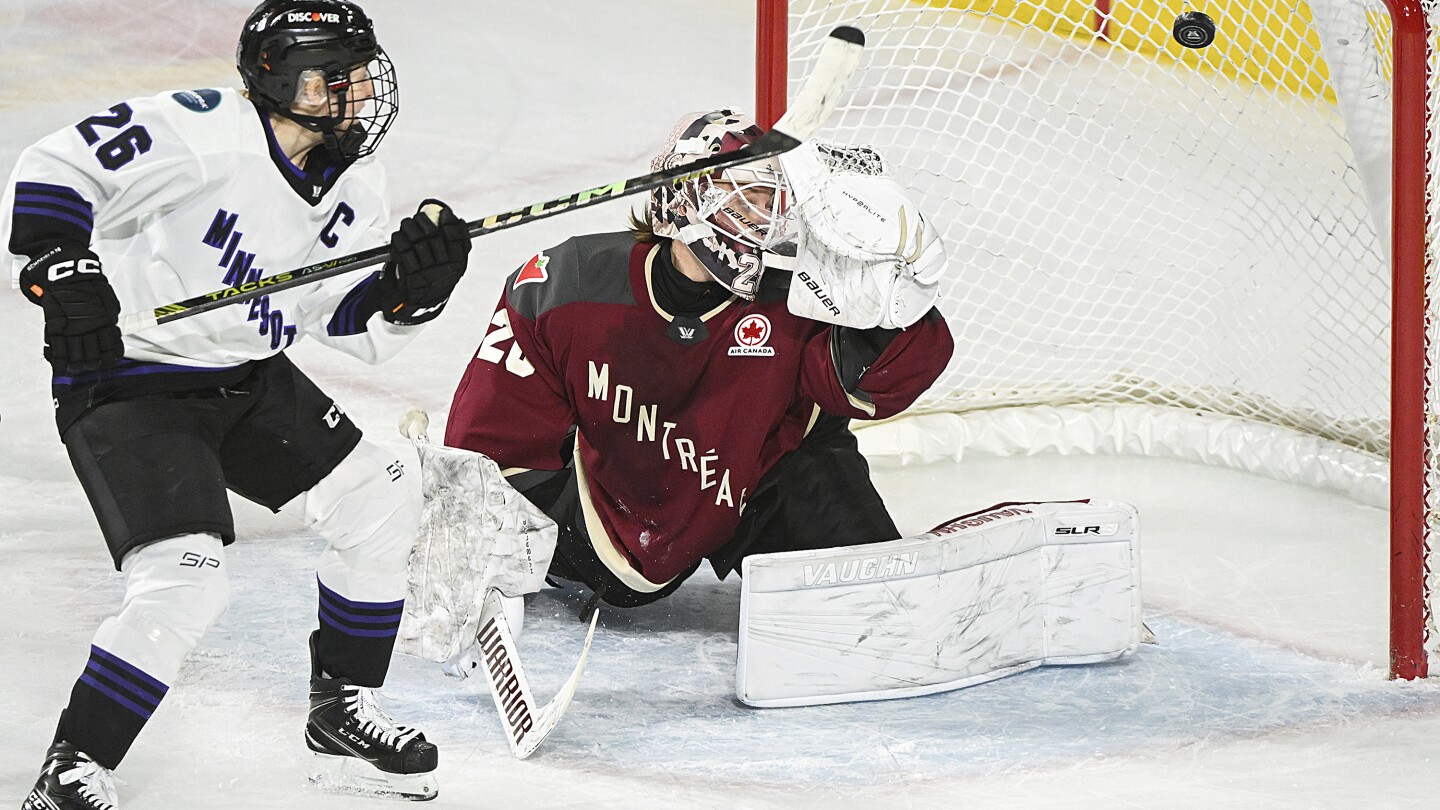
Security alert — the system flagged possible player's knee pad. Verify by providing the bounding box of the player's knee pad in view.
[290,439,420,554]
[288,439,421,600]
[92,532,230,684]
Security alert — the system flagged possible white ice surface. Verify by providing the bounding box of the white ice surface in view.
[2,1,1440,808]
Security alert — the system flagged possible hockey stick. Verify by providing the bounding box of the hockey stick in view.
[476,588,599,759]
[117,26,865,336]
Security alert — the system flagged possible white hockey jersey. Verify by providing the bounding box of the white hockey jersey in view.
[2,87,419,374]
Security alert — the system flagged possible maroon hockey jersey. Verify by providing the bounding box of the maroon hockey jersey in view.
[447,232,953,583]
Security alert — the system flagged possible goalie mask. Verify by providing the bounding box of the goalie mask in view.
[649,110,787,299]
[237,0,398,161]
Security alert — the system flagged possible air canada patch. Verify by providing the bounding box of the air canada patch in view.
[172,89,222,112]
[513,252,549,288]
[728,313,775,356]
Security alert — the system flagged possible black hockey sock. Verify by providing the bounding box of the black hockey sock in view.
[315,578,404,686]
[59,645,169,769]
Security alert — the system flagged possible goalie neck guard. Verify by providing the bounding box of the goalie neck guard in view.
[648,110,786,300]
[237,0,398,161]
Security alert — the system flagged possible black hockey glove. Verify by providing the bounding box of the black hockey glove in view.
[19,245,123,373]
[376,200,471,325]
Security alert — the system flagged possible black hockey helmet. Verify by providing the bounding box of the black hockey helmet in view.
[236,0,398,160]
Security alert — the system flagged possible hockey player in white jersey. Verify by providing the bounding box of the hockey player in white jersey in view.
[6,1,464,806]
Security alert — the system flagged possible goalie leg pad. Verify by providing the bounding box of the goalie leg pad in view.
[736,499,1141,707]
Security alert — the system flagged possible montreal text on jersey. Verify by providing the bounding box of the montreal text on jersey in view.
[588,360,749,512]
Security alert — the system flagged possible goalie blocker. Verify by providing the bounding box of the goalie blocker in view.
[736,499,1142,707]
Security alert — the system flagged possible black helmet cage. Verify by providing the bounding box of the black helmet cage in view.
[237,0,398,161]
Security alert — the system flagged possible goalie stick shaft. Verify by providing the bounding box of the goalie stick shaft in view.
[118,26,864,336]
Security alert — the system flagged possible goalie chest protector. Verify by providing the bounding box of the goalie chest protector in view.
[449,232,952,584]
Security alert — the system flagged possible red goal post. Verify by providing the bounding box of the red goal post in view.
[755,0,1434,680]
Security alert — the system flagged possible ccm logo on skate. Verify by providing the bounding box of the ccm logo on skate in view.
[802,552,919,587]
[1055,524,1119,536]
[180,552,220,568]
[477,618,534,743]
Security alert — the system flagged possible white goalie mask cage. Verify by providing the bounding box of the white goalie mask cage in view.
[649,110,789,299]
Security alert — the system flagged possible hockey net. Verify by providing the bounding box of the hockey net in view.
[757,0,1439,678]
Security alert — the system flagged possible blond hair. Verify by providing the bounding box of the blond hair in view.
[628,206,660,243]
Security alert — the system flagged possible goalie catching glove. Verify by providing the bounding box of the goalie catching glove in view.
[373,199,471,325]
[773,143,945,329]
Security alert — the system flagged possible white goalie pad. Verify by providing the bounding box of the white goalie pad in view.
[736,499,1141,707]
[776,141,945,330]
[395,415,559,664]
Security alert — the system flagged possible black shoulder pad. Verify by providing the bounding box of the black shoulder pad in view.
[506,231,638,320]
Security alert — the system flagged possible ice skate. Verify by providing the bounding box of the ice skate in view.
[305,634,438,801]
[22,740,119,810]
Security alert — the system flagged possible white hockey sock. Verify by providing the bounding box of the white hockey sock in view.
[63,532,228,767]
[284,439,421,684]
[286,439,420,604]
[92,532,230,686]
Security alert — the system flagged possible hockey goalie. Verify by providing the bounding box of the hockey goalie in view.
[401,111,1142,731]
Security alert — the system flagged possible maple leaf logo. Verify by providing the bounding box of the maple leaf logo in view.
[728,314,775,357]
[513,252,550,288]
[734,314,771,347]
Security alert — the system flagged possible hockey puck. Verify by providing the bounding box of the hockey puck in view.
[1173,11,1217,49]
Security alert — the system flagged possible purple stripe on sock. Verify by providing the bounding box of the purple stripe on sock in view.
[89,646,168,693]
[316,577,405,611]
[85,660,165,708]
[319,608,400,638]
[79,674,155,720]
[319,599,403,624]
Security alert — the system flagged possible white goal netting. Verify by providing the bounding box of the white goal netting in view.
[778,0,1438,672]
